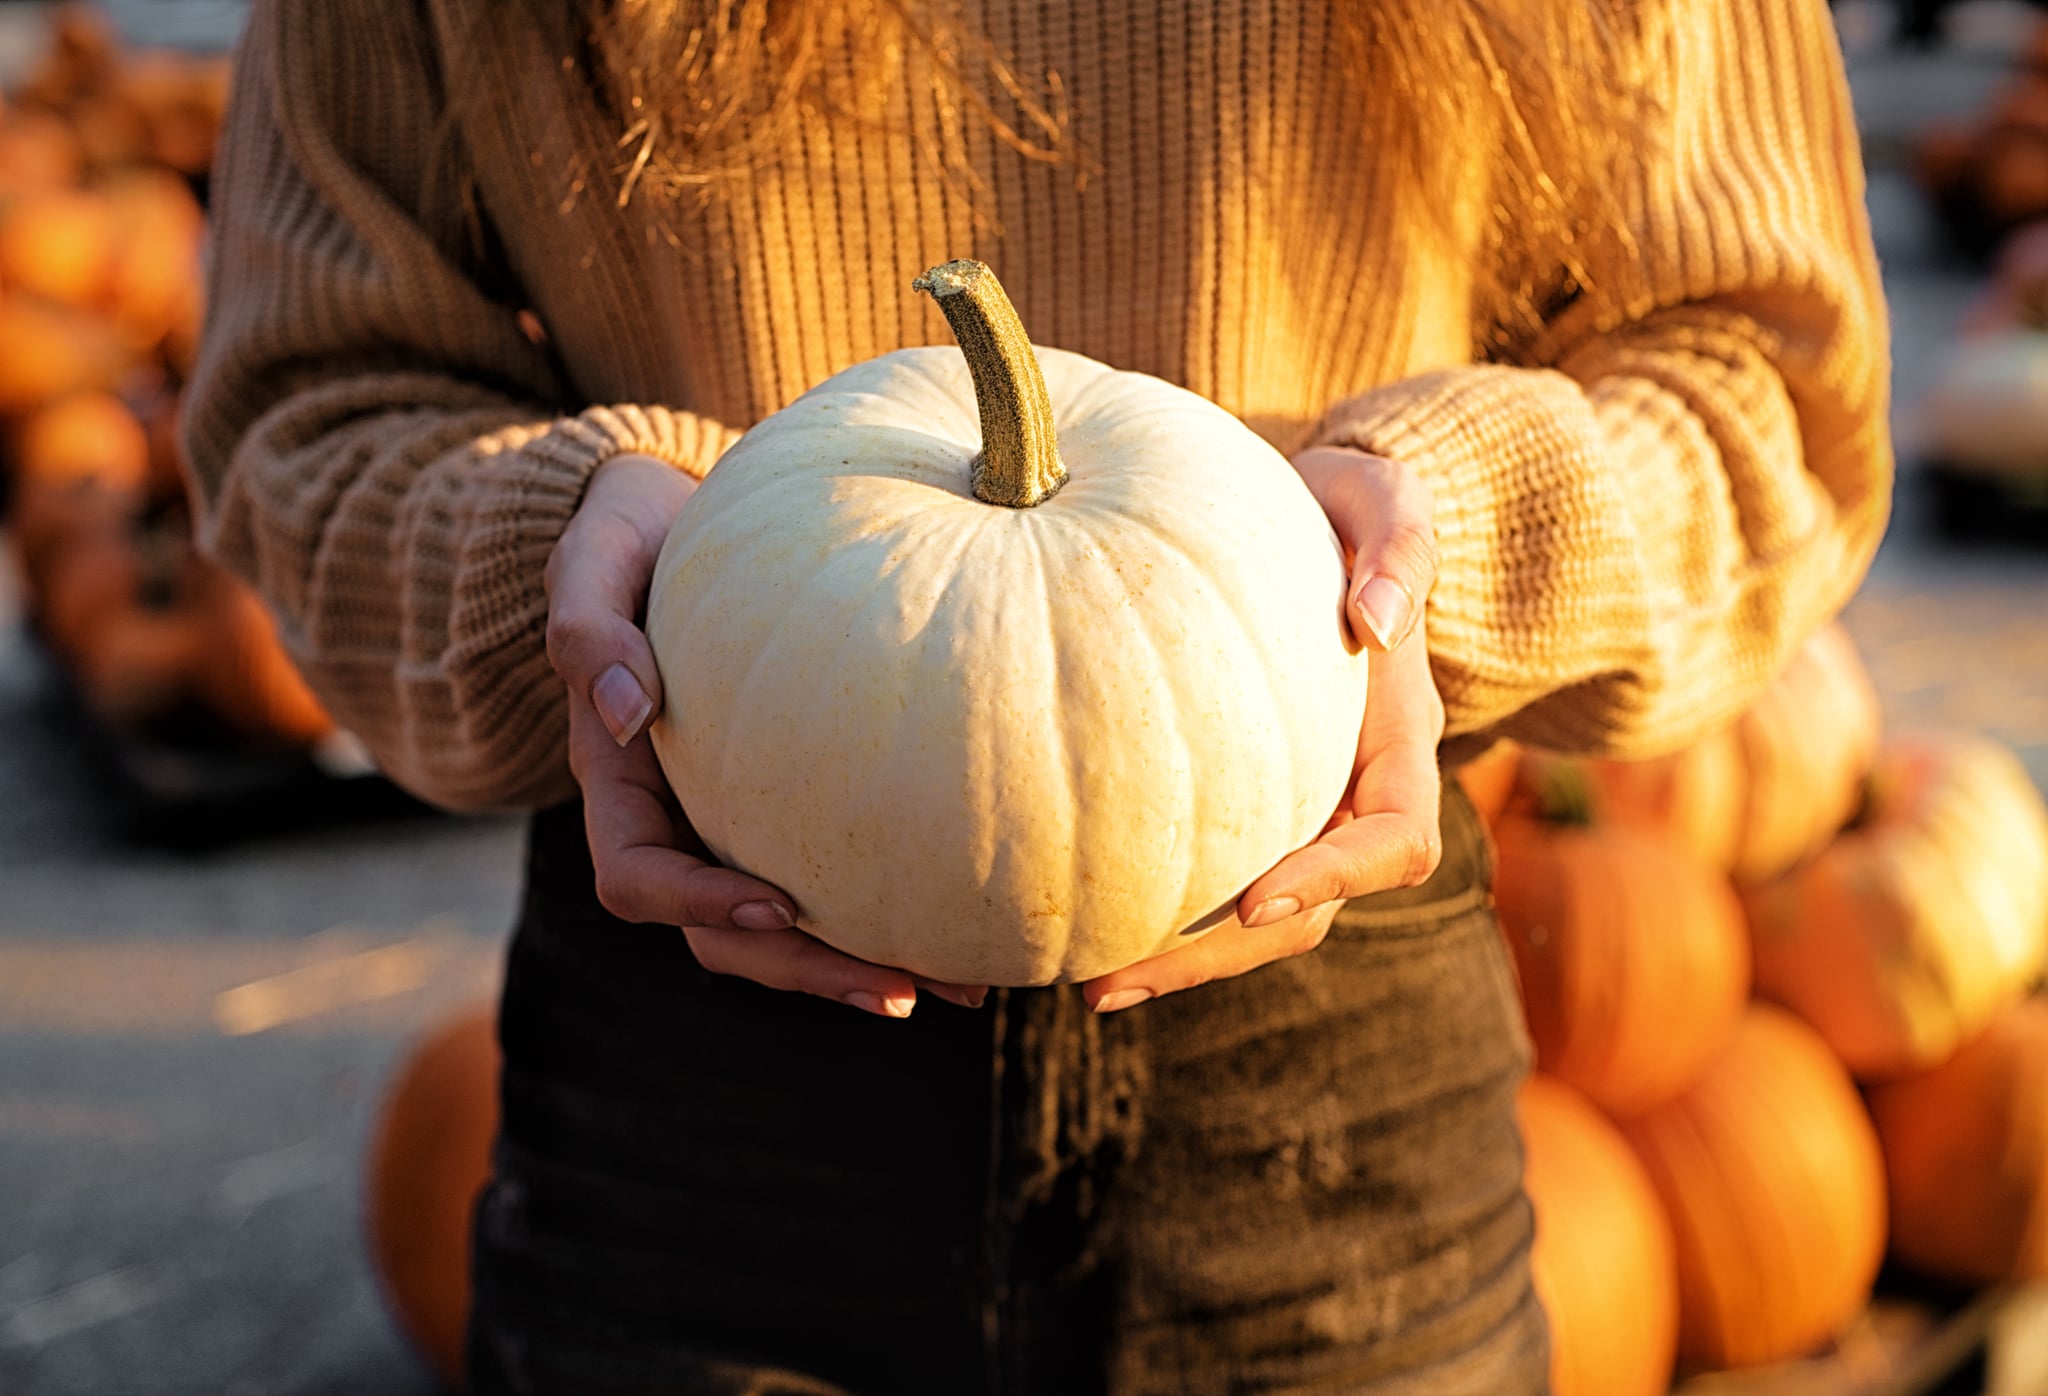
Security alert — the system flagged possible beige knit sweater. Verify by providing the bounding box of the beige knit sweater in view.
[184,0,1890,812]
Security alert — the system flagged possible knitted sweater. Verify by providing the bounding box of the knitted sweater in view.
[184,0,1891,812]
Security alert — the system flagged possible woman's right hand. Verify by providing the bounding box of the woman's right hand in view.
[547,452,982,1017]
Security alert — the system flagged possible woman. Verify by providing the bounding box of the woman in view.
[184,1,1891,1391]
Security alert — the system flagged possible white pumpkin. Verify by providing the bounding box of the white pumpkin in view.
[646,261,1368,986]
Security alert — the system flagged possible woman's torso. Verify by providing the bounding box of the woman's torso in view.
[439,0,1491,446]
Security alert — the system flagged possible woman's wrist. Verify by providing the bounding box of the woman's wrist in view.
[581,451,697,558]
[588,450,694,501]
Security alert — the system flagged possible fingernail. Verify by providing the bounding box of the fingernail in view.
[1354,574,1416,650]
[1093,988,1153,1014]
[592,663,654,746]
[1242,896,1301,928]
[845,990,916,1018]
[732,900,795,930]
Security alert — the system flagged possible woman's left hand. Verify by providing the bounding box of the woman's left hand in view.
[1082,446,1446,1013]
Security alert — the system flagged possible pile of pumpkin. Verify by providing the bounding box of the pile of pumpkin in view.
[1460,622,2048,1394]
[0,8,334,757]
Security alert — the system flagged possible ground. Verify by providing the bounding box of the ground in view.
[0,6,2043,1395]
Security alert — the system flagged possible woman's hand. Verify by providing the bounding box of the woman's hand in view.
[547,452,984,1017]
[1082,446,1446,1013]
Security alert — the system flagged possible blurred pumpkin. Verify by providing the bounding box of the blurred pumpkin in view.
[1992,74,2048,139]
[139,388,188,499]
[0,295,129,412]
[103,169,203,351]
[1867,997,2048,1285]
[1909,120,1972,211]
[1519,1074,1678,1396]
[65,94,149,172]
[1492,785,1750,1117]
[0,186,116,307]
[115,52,231,175]
[9,389,151,563]
[0,107,85,194]
[12,387,149,488]
[367,1004,500,1390]
[12,8,229,176]
[180,560,335,747]
[1620,1004,1888,1370]
[1516,728,1745,873]
[32,523,206,723]
[1986,164,2048,242]
[1961,221,2048,335]
[1744,731,2048,1080]
[1726,621,1880,885]
[1454,738,1519,826]
[14,7,121,116]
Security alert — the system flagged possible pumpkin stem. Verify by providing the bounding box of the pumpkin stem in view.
[914,259,1067,508]
[1529,756,1598,828]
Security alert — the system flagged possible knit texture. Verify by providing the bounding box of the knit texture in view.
[184,0,1890,812]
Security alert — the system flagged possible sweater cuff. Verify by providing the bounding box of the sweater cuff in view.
[471,401,739,613]
[461,401,739,639]
[423,404,739,808]
[1313,365,1657,748]
[539,403,743,486]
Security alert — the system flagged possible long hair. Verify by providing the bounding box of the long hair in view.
[491,0,1641,348]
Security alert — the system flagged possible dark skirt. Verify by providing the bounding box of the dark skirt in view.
[467,784,1547,1395]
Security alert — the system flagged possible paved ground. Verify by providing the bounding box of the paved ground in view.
[0,599,515,1394]
[0,6,2043,1396]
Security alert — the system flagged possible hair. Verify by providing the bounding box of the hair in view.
[489,0,1643,349]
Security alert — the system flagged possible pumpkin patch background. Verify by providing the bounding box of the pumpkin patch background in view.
[0,3,2046,1394]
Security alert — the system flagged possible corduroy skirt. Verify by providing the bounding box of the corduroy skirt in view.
[466,782,1547,1395]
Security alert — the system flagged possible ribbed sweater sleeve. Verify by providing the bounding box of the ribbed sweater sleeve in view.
[1313,0,1892,757]
[181,0,735,810]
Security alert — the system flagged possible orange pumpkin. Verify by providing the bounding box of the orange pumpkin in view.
[12,388,150,488]
[28,512,204,723]
[0,297,129,413]
[1867,997,2048,1285]
[139,389,189,499]
[1726,622,1880,885]
[367,1004,500,1389]
[0,187,116,308]
[1509,624,1876,883]
[181,560,335,746]
[0,108,85,194]
[103,170,204,351]
[1454,738,1520,826]
[1980,127,2048,230]
[1516,729,1745,873]
[1519,1075,1678,1396]
[9,390,151,569]
[1743,731,2048,1080]
[1620,1004,1888,1370]
[116,53,232,176]
[15,9,121,116]
[65,96,150,174]
[1492,801,1750,1118]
